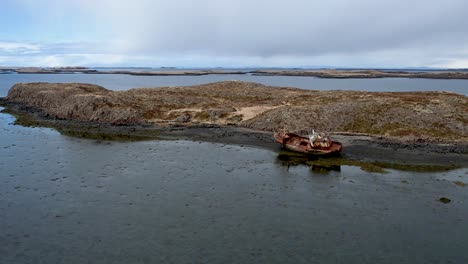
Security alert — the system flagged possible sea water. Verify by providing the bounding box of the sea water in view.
[1,74,467,263]
[1,73,467,97]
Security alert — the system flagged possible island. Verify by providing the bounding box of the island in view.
[1,67,468,79]
[1,81,467,168]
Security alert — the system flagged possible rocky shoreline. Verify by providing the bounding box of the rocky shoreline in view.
[4,81,467,141]
[1,100,467,169]
[0,81,467,168]
[2,67,468,79]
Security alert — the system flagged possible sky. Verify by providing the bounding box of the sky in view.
[1,0,468,68]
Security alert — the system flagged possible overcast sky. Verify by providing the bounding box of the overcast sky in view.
[1,0,468,68]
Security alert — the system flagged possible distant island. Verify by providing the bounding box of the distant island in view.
[1,67,468,79]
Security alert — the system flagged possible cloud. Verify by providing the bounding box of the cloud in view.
[0,41,41,54]
[84,0,468,57]
[2,0,468,67]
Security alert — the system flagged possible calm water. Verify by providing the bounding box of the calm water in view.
[1,113,468,263]
[1,74,468,263]
[0,73,467,97]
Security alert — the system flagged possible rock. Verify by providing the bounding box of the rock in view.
[227,114,243,123]
[439,197,451,204]
[175,114,191,123]
[206,108,235,120]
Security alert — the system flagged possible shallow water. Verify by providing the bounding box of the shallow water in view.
[1,73,468,263]
[1,73,467,97]
[1,107,468,263]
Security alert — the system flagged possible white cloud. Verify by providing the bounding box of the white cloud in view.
[0,53,128,67]
[0,41,41,54]
[432,59,468,69]
[3,0,468,67]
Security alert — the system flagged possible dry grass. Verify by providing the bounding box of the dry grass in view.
[6,81,468,142]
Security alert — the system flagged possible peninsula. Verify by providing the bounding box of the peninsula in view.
[1,81,467,168]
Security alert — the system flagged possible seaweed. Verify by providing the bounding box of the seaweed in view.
[276,150,460,173]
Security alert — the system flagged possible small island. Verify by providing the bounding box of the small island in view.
[1,81,467,167]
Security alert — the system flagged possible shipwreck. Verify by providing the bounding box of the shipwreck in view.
[274,129,342,155]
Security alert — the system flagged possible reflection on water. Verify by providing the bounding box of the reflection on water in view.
[311,164,342,174]
[276,150,460,173]
[276,151,342,174]
[2,107,468,263]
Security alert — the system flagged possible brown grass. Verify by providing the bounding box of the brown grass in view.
[5,81,468,142]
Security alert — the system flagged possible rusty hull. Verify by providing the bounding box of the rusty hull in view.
[274,132,342,155]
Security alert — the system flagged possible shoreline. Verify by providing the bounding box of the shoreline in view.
[2,67,468,79]
[1,80,466,170]
[1,100,467,169]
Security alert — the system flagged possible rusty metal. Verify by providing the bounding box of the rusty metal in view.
[274,130,342,155]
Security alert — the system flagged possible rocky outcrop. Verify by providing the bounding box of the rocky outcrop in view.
[6,83,142,124]
[4,81,468,142]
